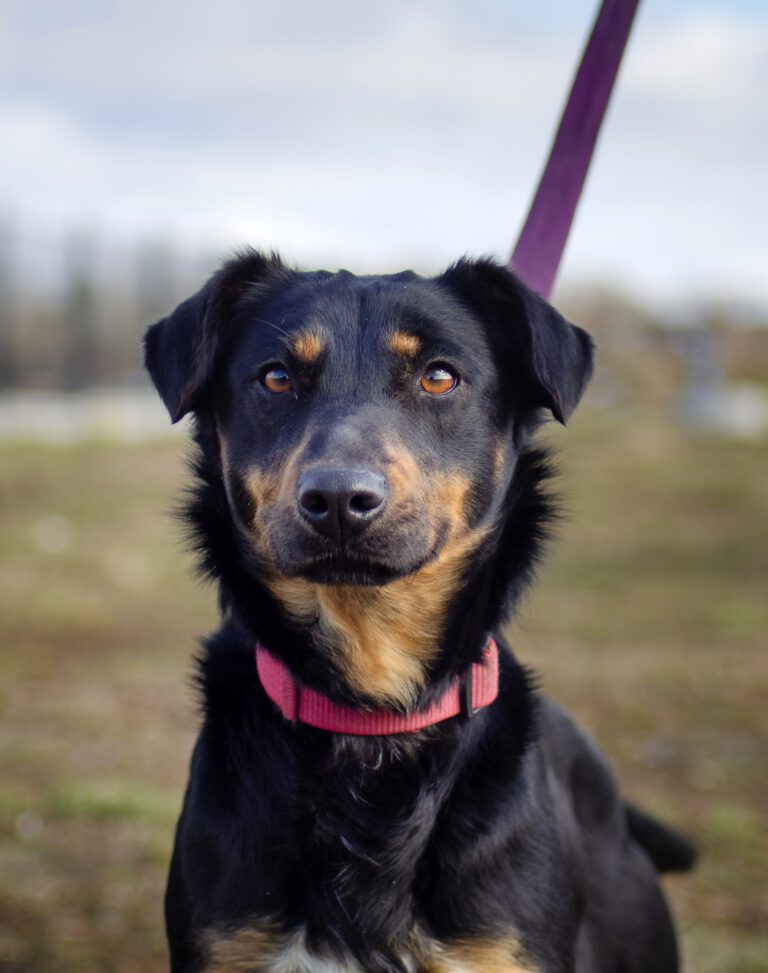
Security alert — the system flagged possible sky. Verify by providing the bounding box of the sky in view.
[2,0,767,309]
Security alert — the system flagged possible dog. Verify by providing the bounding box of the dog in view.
[144,250,695,973]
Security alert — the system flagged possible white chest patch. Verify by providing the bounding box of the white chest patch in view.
[266,932,473,973]
[269,929,365,973]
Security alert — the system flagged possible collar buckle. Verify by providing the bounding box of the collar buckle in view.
[460,664,477,719]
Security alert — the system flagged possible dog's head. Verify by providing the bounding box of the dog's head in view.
[145,250,592,705]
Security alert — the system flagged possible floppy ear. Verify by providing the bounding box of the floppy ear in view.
[438,258,594,423]
[144,249,286,422]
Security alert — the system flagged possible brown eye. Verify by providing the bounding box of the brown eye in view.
[261,366,293,394]
[420,364,458,395]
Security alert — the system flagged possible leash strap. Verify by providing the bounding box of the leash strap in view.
[509,0,642,299]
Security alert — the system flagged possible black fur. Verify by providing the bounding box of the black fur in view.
[145,251,692,972]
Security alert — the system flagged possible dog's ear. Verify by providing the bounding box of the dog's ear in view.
[438,258,594,424]
[144,249,287,422]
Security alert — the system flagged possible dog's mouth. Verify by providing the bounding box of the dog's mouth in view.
[273,525,449,587]
[284,547,440,586]
[294,555,406,586]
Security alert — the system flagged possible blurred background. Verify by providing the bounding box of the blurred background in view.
[1,1,766,970]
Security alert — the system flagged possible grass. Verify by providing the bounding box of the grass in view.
[1,409,767,971]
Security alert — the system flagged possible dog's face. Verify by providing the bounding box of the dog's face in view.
[146,251,593,592]
[214,270,507,587]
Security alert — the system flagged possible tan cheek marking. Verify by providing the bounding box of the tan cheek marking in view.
[245,468,280,512]
[220,430,280,522]
[292,328,326,364]
[274,429,313,508]
[430,471,472,540]
[388,330,422,357]
[231,468,277,559]
[243,429,314,553]
[383,443,426,510]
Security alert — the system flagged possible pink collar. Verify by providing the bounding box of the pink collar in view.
[255,639,499,736]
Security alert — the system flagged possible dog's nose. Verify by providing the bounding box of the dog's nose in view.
[297,469,388,542]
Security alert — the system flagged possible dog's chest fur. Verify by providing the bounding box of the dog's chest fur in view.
[145,254,685,972]
[203,922,535,973]
[188,637,553,973]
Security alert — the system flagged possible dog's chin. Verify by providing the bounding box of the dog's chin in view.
[275,548,440,587]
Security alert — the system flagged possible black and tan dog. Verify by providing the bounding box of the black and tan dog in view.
[145,251,694,973]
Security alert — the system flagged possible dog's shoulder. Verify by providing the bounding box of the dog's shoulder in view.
[537,697,626,836]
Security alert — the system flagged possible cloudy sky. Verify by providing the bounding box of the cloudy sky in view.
[2,0,767,307]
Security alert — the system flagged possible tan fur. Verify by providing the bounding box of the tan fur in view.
[203,921,283,972]
[245,468,281,514]
[494,438,506,481]
[383,444,425,508]
[204,923,536,972]
[437,937,537,973]
[239,430,313,547]
[388,331,422,357]
[203,924,366,972]
[266,469,488,708]
[292,329,327,364]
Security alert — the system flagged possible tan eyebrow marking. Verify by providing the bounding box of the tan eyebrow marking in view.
[388,330,422,357]
[291,328,326,364]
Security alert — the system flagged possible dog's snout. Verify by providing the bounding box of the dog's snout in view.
[297,469,388,542]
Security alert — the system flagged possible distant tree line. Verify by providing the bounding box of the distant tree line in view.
[0,221,219,391]
[0,220,766,397]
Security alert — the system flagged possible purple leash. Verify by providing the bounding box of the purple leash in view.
[509,0,641,300]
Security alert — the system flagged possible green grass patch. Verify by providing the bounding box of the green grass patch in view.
[46,780,180,825]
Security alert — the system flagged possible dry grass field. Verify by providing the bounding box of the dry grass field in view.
[1,407,766,971]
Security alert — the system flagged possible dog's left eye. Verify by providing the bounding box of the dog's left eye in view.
[260,366,293,394]
[420,364,459,395]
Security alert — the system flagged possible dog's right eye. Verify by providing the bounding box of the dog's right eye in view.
[260,366,293,394]
[420,363,459,396]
